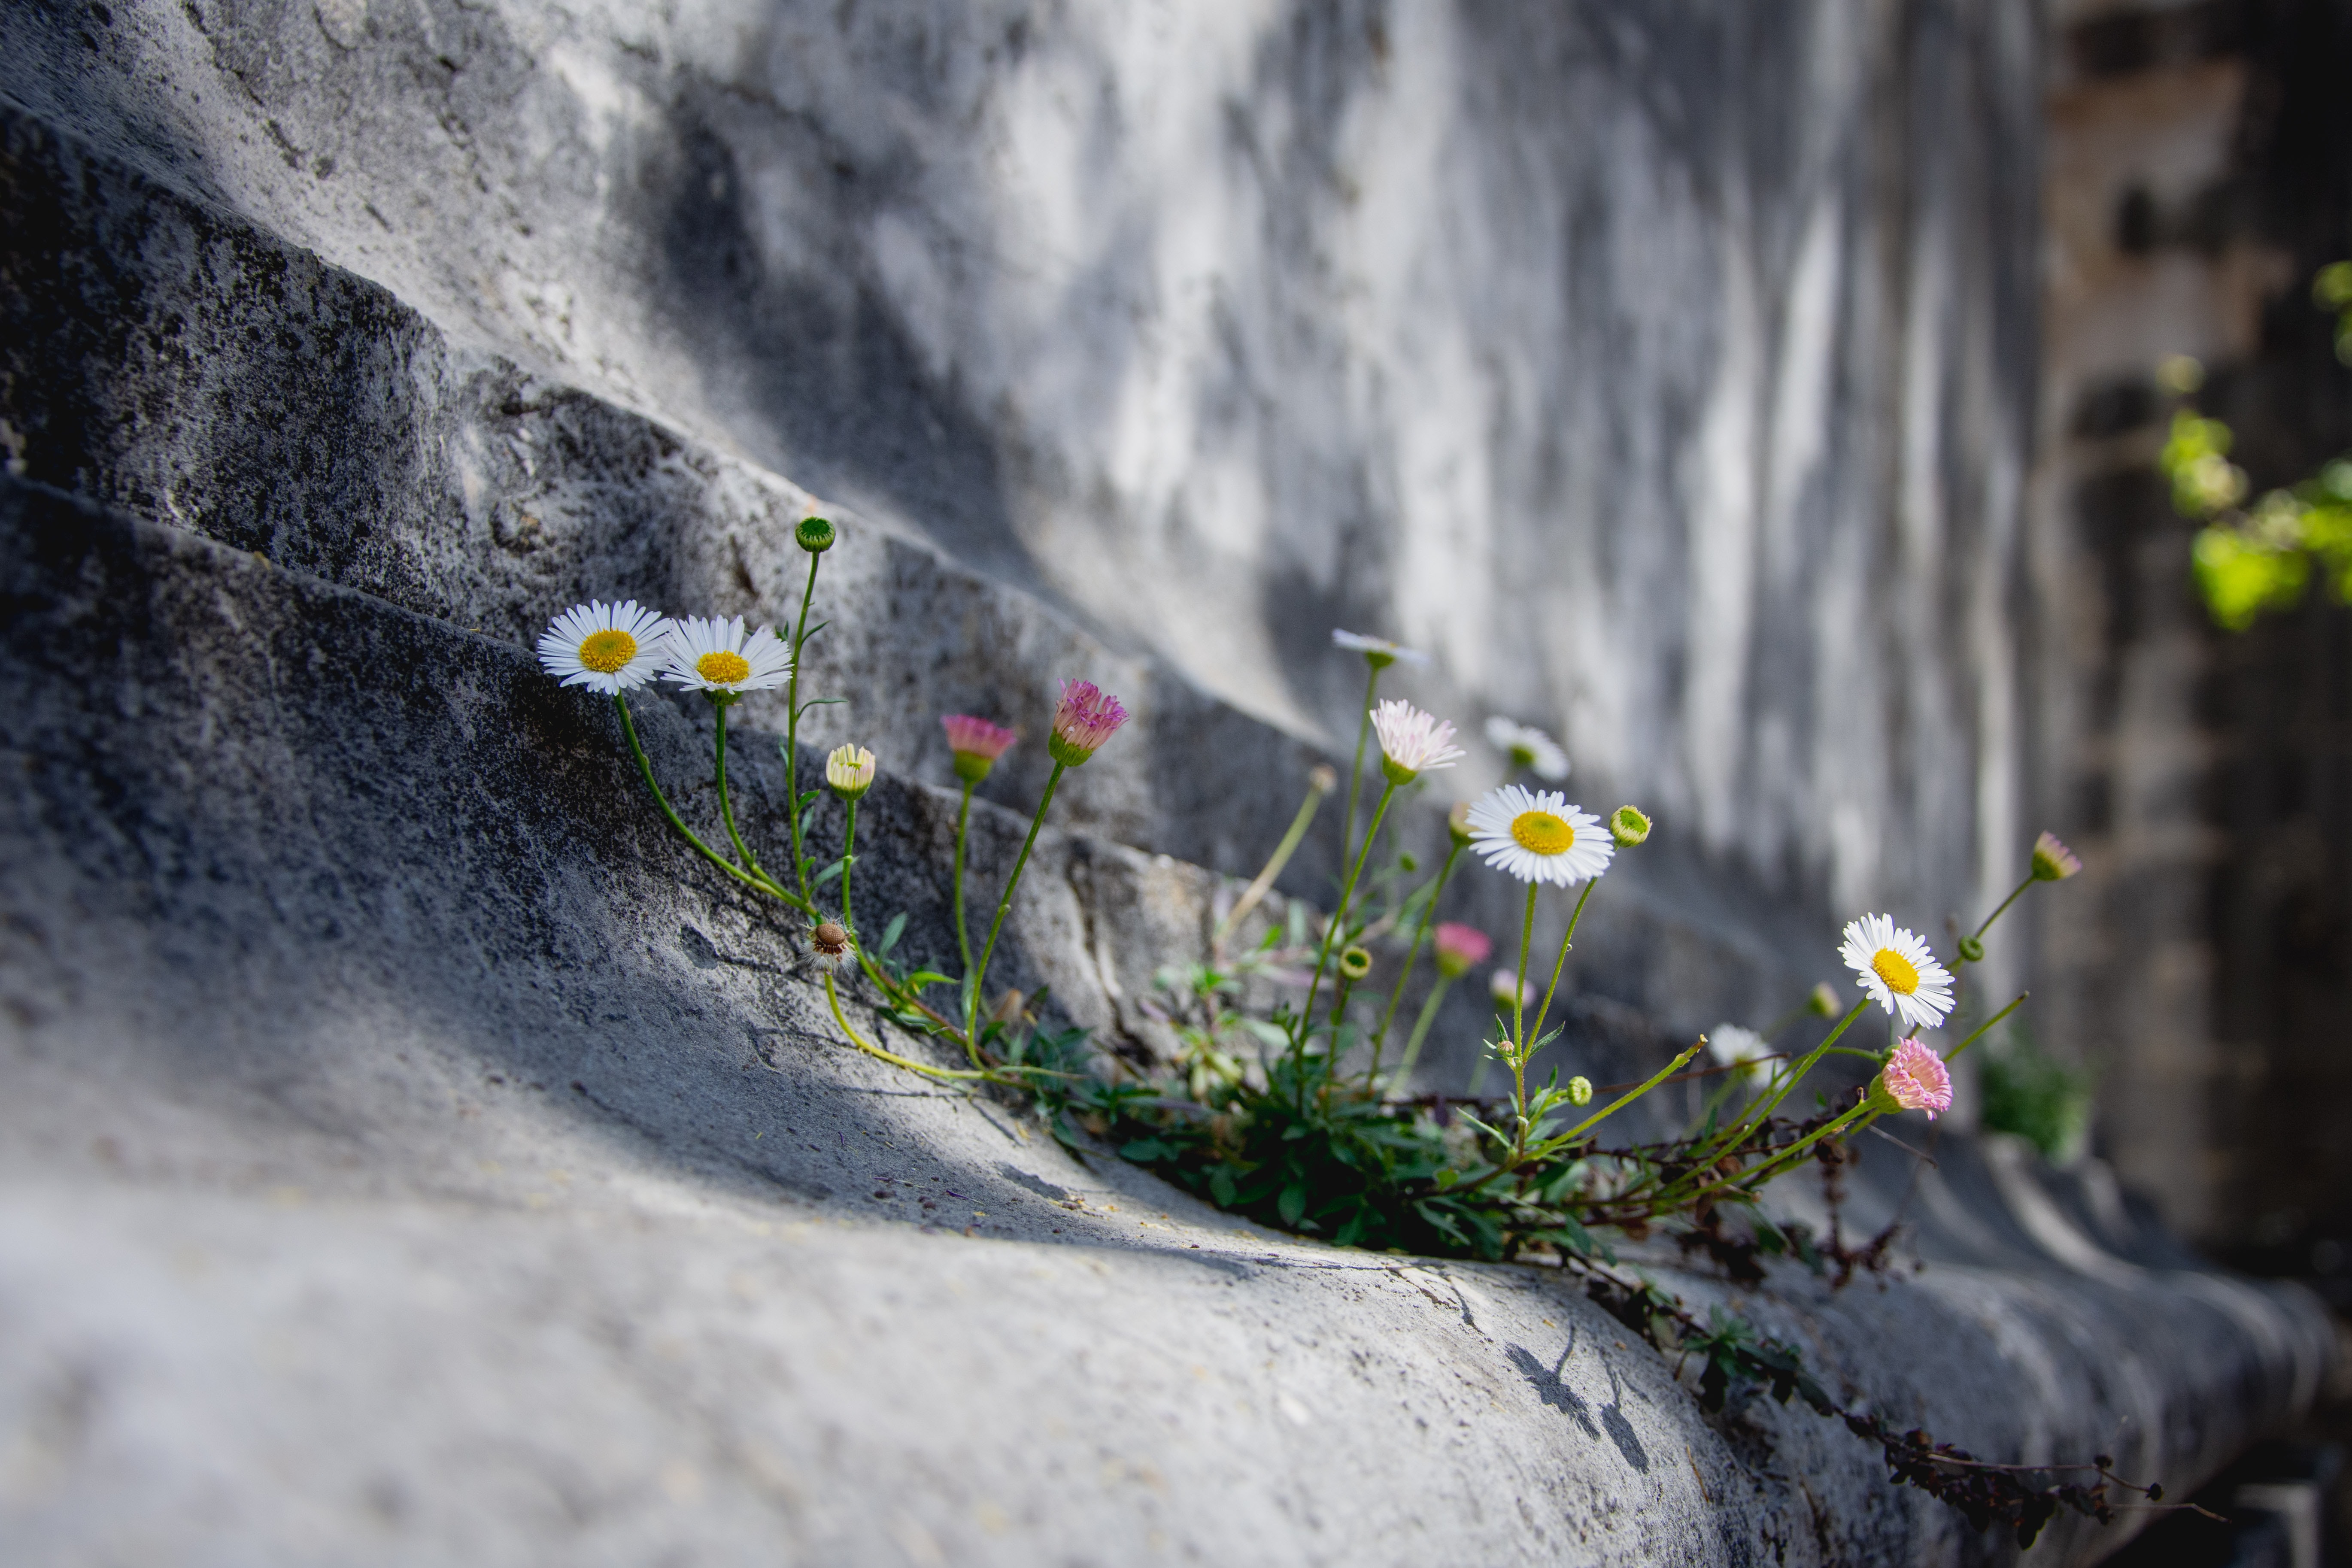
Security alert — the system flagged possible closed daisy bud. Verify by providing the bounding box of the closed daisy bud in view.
[826,743,876,799]
[1048,679,1130,766]
[1309,764,1339,795]
[1448,801,1474,846]
[1567,1076,1593,1107]
[2030,831,2082,882]
[1609,806,1651,847]
[1432,922,1492,980]
[941,714,1017,783]
[1807,982,1842,1017]
[1875,1037,1954,1119]
[1338,945,1374,982]
[795,515,837,553]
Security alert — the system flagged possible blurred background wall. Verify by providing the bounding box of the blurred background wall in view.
[2033,0,2352,1274]
[6,0,2342,1267]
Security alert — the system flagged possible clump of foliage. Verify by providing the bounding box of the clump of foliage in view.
[1980,1028,2094,1164]
[532,522,2177,1548]
[2158,266,2352,629]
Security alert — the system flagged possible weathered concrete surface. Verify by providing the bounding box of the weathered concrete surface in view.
[0,96,1834,1069]
[0,476,2332,1565]
[1,0,2045,988]
[0,8,2336,1564]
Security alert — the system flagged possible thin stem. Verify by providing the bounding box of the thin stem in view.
[840,797,859,932]
[952,780,977,977]
[966,759,1068,1064]
[1216,773,1332,950]
[1968,873,2036,947]
[1299,779,1399,1037]
[1368,843,1463,1079]
[1941,993,2027,1064]
[1508,883,1537,1160]
[781,551,825,902]
[1700,999,1871,1160]
[822,972,986,1082]
[1547,1041,1708,1149]
[1525,878,1597,1063]
[1334,663,1382,890]
[1393,977,1453,1082]
[1715,1099,1876,1199]
[615,693,809,910]
[712,699,771,886]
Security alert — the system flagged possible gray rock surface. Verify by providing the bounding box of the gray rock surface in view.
[2,0,2046,983]
[0,7,2335,1565]
[0,476,2333,1565]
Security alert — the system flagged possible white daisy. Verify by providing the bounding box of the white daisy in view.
[662,614,793,696]
[536,600,672,694]
[1484,716,1570,781]
[1370,698,1465,779]
[1331,628,1431,667]
[1838,913,1954,1032]
[1464,786,1614,886]
[1707,1024,1770,1078]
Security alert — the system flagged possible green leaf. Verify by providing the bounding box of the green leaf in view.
[878,913,908,956]
[1208,1166,1238,1207]
[813,859,847,887]
[1277,1182,1307,1227]
[904,971,953,991]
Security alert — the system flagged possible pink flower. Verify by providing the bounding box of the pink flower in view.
[1370,698,1465,781]
[1048,679,1129,765]
[942,714,1017,782]
[2031,831,2082,882]
[1880,1037,1954,1119]
[1432,922,1492,980]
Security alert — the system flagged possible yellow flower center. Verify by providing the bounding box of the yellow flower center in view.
[577,628,637,674]
[697,649,752,685]
[1872,947,1919,995]
[1511,810,1574,856]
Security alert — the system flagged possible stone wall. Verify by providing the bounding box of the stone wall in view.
[0,2,2337,1562]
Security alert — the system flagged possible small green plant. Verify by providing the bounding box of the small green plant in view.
[1981,1028,2093,1164]
[2159,269,2352,629]
[531,532,2173,1547]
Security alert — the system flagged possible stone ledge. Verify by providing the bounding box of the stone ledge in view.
[0,478,2331,1565]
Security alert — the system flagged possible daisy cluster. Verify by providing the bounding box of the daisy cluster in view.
[535,600,793,699]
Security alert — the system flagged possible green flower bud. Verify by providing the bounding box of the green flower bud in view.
[795,515,838,553]
[1807,982,1841,1017]
[1338,945,1373,982]
[1956,935,1985,963]
[1567,1076,1593,1107]
[1609,806,1651,847]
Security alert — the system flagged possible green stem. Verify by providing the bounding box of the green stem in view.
[1334,663,1382,892]
[966,760,1067,1065]
[781,551,825,902]
[840,797,859,932]
[1712,1098,1876,1200]
[712,698,771,887]
[1508,883,1537,1159]
[616,693,809,910]
[952,780,977,977]
[1394,977,1453,1082]
[1368,843,1463,1080]
[1299,780,1398,1040]
[1704,999,1871,1157]
[1525,878,1597,1063]
[1967,874,2037,949]
[822,972,986,1082]
[1545,1040,1707,1149]
[1942,993,2027,1064]
[1216,773,1332,949]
